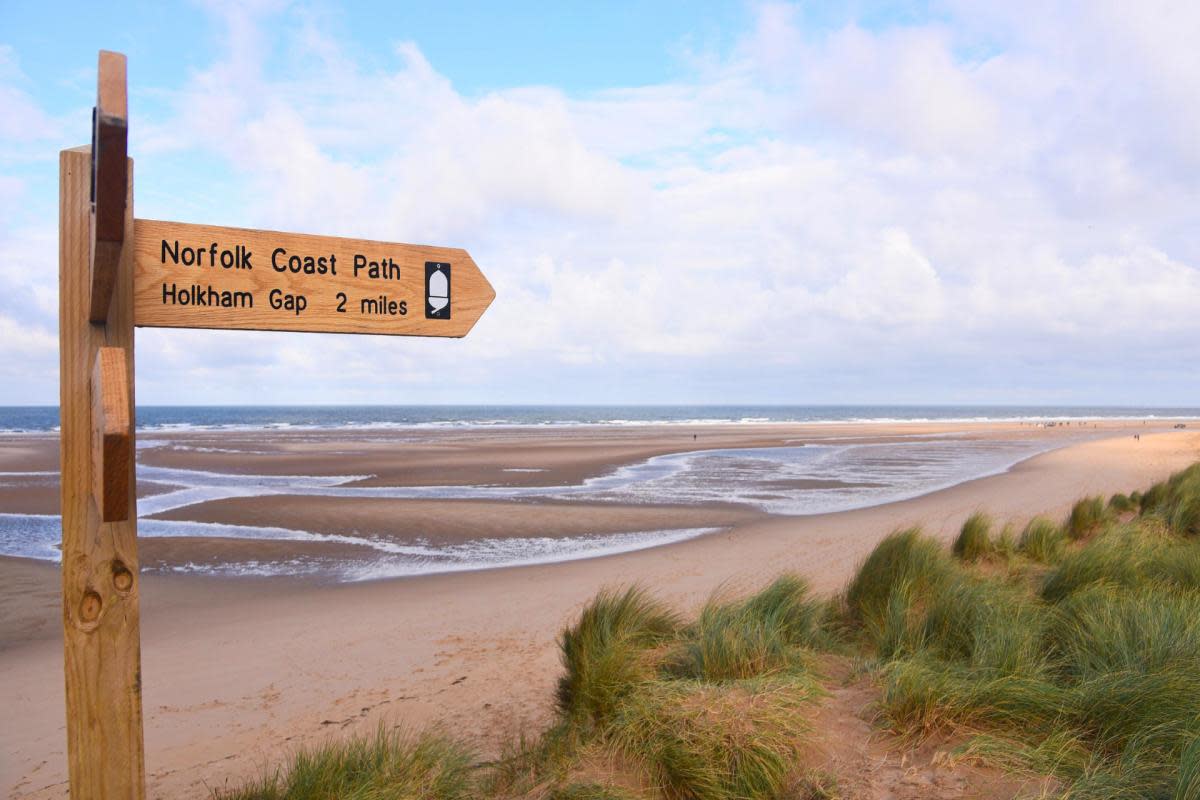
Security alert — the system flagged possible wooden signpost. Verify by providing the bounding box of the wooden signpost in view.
[132,220,493,336]
[58,51,495,798]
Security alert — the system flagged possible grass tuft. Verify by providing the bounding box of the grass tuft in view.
[609,678,817,800]
[1051,580,1200,679]
[1169,490,1200,538]
[1041,526,1154,602]
[1176,736,1200,800]
[214,726,475,800]
[845,528,950,629]
[1108,493,1135,513]
[1067,496,1110,540]
[1019,517,1066,564]
[556,587,680,726]
[1141,481,1169,514]
[920,573,1048,675]
[1149,545,1200,591]
[952,512,993,562]
[994,523,1018,559]
[1138,464,1200,536]
[880,655,1068,737]
[669,575,823,682]
[1040,523,1200,602]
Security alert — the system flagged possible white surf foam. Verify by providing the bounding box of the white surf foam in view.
[0,438,1058,581]
[0,512,717,582]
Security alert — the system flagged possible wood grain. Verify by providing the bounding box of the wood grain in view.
[60,146,144,798]
[89,50,128,323]
[96,50,128,123]
[132,219,495,337]
[91,347,132,523]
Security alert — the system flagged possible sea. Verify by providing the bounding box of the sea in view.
[1,405,1195,581]
[1,404,1197,433]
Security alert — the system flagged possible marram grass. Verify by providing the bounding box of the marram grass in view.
[1175,736,1200,800]
[608,678,818,800]
[952,511,993,562]
[993,522,1018,558]
[919,572,1048,675]
[845,527,950,629]
[851,471,1200,799]
[880,655,1069,737]
[1066,496,1109,540]
[1040,521,1197,602]
[1052,584,1200,677]
[214,726,476,800]
[556,587,680,726]
[1018,516,1066,564]
[549,783,647,800]
[1108,492,1135,513]
[1137,463,1200,536]
[667,575,824,682]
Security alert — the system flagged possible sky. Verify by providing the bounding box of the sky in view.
[0,0,1198,406]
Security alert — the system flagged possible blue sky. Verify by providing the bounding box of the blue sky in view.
[1,1,1198,405]
[3,2,746,97]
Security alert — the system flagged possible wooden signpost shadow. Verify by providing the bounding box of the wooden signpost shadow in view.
[58,51,495,798]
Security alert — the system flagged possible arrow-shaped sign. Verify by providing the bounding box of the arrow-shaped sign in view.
[133,219,495,337]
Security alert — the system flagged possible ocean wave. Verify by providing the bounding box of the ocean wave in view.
[1,406,1196,435]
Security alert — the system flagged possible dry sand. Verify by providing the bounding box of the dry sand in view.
[0,423,1197,798]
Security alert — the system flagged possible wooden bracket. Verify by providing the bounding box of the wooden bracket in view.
[89,50,128,323]
[91,347,132,522]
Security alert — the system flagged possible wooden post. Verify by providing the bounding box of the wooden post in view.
[60,52,143,798]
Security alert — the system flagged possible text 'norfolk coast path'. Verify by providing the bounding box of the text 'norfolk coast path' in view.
[133,220,495,337]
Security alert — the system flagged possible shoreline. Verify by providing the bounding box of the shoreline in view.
[0,420,1171,582]
[1,425,1198,798]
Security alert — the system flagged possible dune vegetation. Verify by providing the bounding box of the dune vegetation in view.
[219,462,1200,800]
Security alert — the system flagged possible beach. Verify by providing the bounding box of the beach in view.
[1,419,1198,798]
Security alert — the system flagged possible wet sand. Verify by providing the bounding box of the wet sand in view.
[153,497,760,543]
[0,480,179,516]
[0,418,1159,518]
[0,422,1197,798]
[133,420,1108,487]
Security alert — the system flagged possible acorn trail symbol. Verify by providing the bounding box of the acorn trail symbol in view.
[425,262,451,319]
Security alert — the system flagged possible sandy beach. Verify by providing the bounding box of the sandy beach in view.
[1,421,1198,798]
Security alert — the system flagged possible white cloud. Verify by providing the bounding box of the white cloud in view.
[0,312,57,401]
[826,229,945,326]
[2,1,1198,403]
[0,46,61,147]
